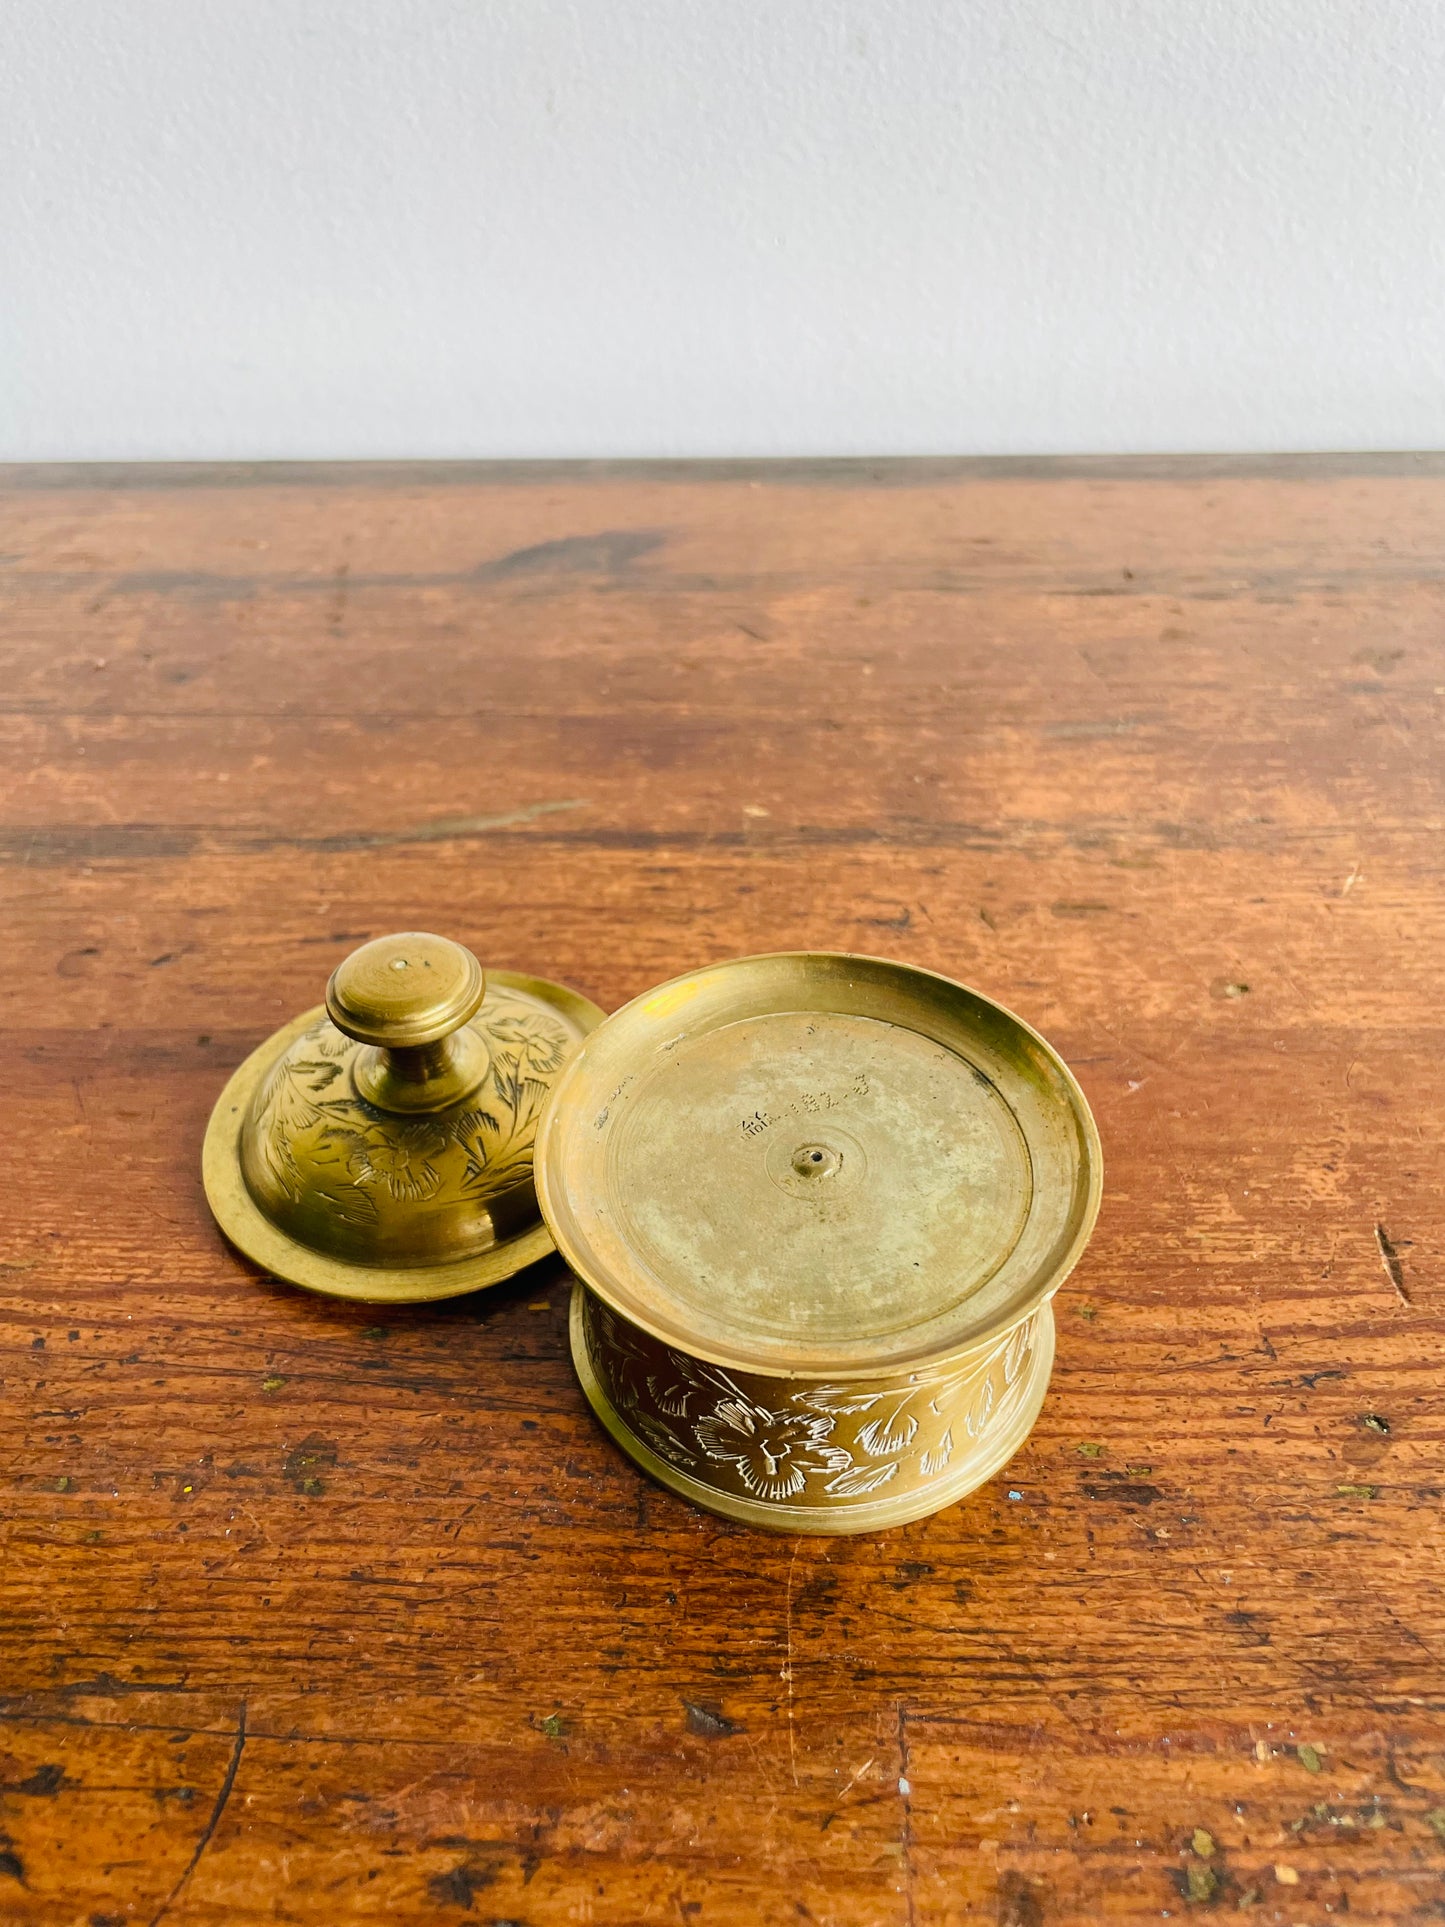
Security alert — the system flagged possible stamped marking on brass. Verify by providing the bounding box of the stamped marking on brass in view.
[740,1070,871,1139]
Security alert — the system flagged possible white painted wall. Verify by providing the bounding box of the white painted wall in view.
[4,0,1443,460]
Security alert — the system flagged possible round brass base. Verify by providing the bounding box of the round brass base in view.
[569,1285,1056,1535]
[203,971,602,1303]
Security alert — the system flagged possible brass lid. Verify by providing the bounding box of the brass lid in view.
[535,952,1101,1376]
[203,932,603,1302]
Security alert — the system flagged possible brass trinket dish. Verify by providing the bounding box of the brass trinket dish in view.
[203,932,602,1302]
[536,953,1101,1533]
[204,937,1099,1532]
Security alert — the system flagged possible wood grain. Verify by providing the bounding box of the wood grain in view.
[2,454,1444,1924]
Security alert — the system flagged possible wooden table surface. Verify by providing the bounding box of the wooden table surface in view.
[3,455,1444,1926]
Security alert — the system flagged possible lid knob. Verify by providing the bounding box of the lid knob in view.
[325,932,489,1112]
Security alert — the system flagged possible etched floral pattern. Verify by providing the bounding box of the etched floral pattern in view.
[584,1295,1040,1509]
[341,1125,448,1203]
[486,1013,568,1079]
[693,1400,851,1501]
[248,994,575,1239]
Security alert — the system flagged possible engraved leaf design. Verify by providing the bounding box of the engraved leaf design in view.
[290,1057,345,1091]
[258,1109,312,1204]
[646,1374,695,1419]
[634,1411,689,1461]
[592,1302,653,1370]
[254,1040,340,1202]
[799,1386,885,1416]
[857,1406,919,1457]
[692,1360,749,1399]
[453,1007,573,1193]
[325,1183,381,1226]
[825,1460,899,1499]
[921,1428,953,1475]
[1002,1316,1034,1387]
[964,1373,996,1440]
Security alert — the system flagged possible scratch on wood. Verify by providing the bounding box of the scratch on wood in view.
[897,1703,916,1927]
[1374,1223,1412,1306]
[149,1699,246,1925]
[328,799,592,848]
[836,1755,875,1807]
[0,800,593,867]
[328,558,349,636]
[783,1539,800,1788]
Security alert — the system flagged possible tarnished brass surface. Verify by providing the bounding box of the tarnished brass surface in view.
[538,952,1101,1532]
[203,933,603,1301]
[570,1287,1057,1534]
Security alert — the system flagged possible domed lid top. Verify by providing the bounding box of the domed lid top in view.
[203,932,603,1301]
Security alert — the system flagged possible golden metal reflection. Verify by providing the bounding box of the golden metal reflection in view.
[203,933,603,1302]
[538,951,1101,1533]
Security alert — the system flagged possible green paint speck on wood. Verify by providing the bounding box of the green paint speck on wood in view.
[1185,1863,1217,1901]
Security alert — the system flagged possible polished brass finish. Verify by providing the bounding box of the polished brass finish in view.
[204,933,603,1302]
[326,932,491,1113]
[537,952,1101,1533]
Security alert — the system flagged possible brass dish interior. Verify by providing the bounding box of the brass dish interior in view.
[536,951,1101,1378]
